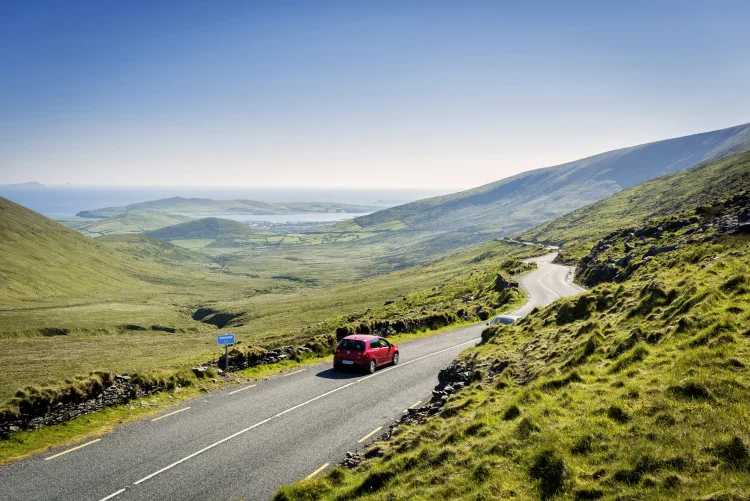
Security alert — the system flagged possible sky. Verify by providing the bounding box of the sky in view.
[1,0,749,189]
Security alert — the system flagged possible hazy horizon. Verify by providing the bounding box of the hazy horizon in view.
[2,1,750,188]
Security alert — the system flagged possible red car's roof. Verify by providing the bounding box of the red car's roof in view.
[342,334,381,341]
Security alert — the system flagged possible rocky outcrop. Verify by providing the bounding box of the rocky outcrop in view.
[577,192,749,288]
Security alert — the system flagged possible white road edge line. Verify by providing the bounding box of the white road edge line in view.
[537,267,561,299]
[151,407,191,422]
[131,337,480,486]
[228,384,256,395]
[44,439,101,461]
[283,369,306,377]
[305,463,330,480]
[357,426,383,443]
[98,488,127,501]
[403,400,422,413]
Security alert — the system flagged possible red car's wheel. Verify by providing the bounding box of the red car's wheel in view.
[367,359,376,374]
[392,352,399,365]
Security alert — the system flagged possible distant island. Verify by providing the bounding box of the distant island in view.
[0,182,45,189]
[76,196,381,218]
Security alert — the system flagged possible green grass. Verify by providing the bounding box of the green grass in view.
[97,233,218,268]
[0,197,202,302]
[275,230,750,500]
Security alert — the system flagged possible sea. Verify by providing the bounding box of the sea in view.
[0,184,448,221]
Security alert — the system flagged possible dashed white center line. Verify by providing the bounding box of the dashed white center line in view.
[98,488,127,501]
[228,384,256,395]
[151,407,191,422]
[116,337,480,492]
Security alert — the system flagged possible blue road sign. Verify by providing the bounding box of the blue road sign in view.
[217,333,235,345]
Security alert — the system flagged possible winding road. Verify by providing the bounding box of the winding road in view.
[0,253,582,501]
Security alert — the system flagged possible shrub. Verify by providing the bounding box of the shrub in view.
[714,437,750,470]
[669,381,714,401]
[529,449,567,499]
[556,295,596,325]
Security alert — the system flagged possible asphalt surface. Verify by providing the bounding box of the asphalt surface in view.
[510,252,586,317]
[0,253,581,501]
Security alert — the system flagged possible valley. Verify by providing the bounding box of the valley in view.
[4,4,749,500]
[1,127,749,501]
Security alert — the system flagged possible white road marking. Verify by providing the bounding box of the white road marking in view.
[151,407,191,422]
[283,369,306,377]
[404,400,422,412]
[536,267,561,299]
[130,337,480,486]
[98,488,127,501]
[44,439,101,461]
[357,426,383,443]
[228,384,256,395]
[305,463,330,480]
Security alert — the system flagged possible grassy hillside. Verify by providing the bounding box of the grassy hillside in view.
[0,235,541,402]
[56,212,191,237]
[78,197,379,218]
[517,150,750,256]
[144,217,276,248]
[276,181,750,501]
[0,197,195,301]
[355,123,750,235]
[97,233,218,268]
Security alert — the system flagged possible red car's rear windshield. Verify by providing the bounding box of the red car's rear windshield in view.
[338,339,365,351]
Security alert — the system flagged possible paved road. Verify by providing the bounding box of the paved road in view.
[0,253,582,501]
[510,252,586,317]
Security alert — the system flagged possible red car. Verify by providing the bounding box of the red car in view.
[333,335,399,374]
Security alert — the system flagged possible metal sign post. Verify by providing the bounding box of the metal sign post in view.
[217,333,235,371]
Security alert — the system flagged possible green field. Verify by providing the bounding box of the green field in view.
[0,196,541,402]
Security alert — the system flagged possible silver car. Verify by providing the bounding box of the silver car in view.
[487,315,521,326]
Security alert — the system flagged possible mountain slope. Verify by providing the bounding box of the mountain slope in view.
[78,197,379,218]
[97,233,216,268]
[355,122,750,236]
[516,150,750,255]
[0,197,190,302]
